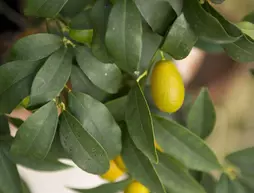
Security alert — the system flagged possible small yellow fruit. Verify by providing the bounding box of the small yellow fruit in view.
[114,155,126,172]
[124,181,149,193]
[69,29,93,44]
[154,141,163,152]
[100,160,124,182]
[151,60,185,113]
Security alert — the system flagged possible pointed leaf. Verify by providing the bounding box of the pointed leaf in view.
[0,141,21,193]
[165,0,183,15]
[70,9,93,30]
[91,0,113,63]
[61,0,93,18]
[24,0,68,17]
[226,147,254,176]
[153,116,221,172]
[21,179,31,193]
[105,96,127,122]
[105,0,142,74]
[154,152,205,193]
[0,116,10,136]
[8,117,24,128]
[243,12,254,24]
[183,0,242,43]
[76,46,122,94]
[216,174,246,193]
[187,88,216,139]
[134,0,176,34]
[125,83,157,162]
[0,60,42,114]
[70,65,108,102]
[11,34,62,61]
[122,133,165,193]
[161,13,197,60]
[59,111,109,174]
[30,48,72,105]
[71,179,131,193]
[11,101,58,159]
[200,173,216,193]
[68,92,122,159]
[223,35,254,63]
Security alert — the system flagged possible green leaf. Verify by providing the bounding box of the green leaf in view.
[30,48,72,105]
[61,0,93,18]
[153,116,221,172]
[236,22,254,40]
[11,101,58,159]
[70,179,131,193]
[105,95,127,122]
[183,0,241,43]
[59,111,109,174]
[68,92,122,159]
[200,173,216,193]
[243,12,254,24]
[76,46,122,94]
[238,174,254,192]
[0,60,42,114]
[165,0,183,16]
[226,147,254,176]
[162,13,197,60]
[21,179,31,193]
[140,24,163,71]
[215,174,246,193]
[195,38,224,53]
[24,0,68,17]
[125,83,157,163]
[154,152,206,193]
[187,88,216,139]
[91,0,113,63]
[70,9,93,30]
[0,141,22,193]
[70,65,108,102]
[105,0,143,74]
[8,117,24,128]
[223,35,254,62]
[11,34,62,61]
[0,115,10,136]
[134,0,176,35]
[122,133,165,193]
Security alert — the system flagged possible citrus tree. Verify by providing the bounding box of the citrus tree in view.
[0,0,254,193]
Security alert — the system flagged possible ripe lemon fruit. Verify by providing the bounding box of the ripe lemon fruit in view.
[100,160,124,182]
[124,181,149,193]
[114,155,126,172]
[151,60,185,113]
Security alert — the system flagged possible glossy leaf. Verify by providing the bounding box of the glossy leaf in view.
[0,115,10,136]
[91,0,113,63]
[223,35,254,63]
[11,101,58,159]
[125,83,157,162]
[70,65,108,102]
[162,13,197,60]
[61,0,93,18]
[0,142,22,193]
[24,0,68,17]
[134,0,176,34]
[236,22,254,40]
[153,116,221,172]
[68,92,122,159]
[183,0,241,43]
[215,174,246,193]
[200,173,216,193]
[226,147,254,176]
[165,0,183,16]
[8,117,24,128]
[243,12,254,24]
[154,152,206,193]
[30,48,72,105]
[0,60,41,114]
[70,179,131,193]
[195,38,224,53]
[187,88,216,139]
[76,46,122,94]
[59,111,109,174]
[105,96,127,122]
[105,0,143,74]
[70,9,93,30]
[122,134,165,193]
[11,34,62,61]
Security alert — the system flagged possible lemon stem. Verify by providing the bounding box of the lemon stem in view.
[160,51,166,60]
[136,71,148,82]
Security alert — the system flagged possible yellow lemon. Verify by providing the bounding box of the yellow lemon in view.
[124,181,149,193]
[100,160,124,182]
[151,60,185,113]
[114,155,126,172]
[155,141,163,152]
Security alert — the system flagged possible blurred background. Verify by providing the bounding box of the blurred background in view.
[1,0,254,192]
